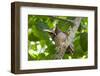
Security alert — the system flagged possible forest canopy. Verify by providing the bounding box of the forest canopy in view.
[28,15,88,60]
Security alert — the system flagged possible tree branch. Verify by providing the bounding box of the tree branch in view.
[54,17,82,59]
[48,16,74,23]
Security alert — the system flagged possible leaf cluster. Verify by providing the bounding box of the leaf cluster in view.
[28,15,88,60]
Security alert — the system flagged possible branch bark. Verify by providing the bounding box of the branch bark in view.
[54,17,82,59]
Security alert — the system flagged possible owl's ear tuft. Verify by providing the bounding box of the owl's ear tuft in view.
[55,26,61,34]
[43,29,56,39]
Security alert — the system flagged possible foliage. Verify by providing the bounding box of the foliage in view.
[28,15,88,60]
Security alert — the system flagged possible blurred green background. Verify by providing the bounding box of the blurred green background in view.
[28,15,88,60]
